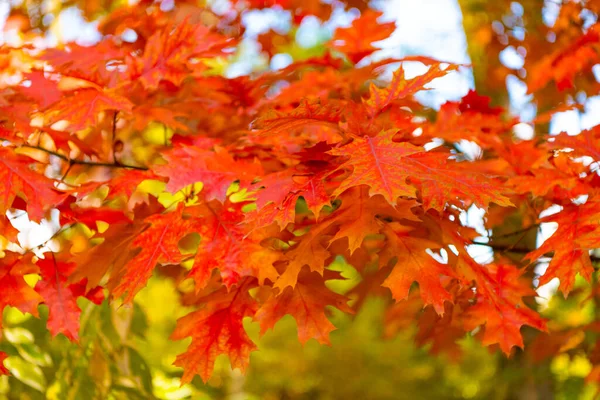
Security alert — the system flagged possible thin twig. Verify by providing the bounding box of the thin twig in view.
[59,161,74,182]
[472,241,600,263]
[112,111,118,164]
[22,144,148,171]
[485,224,540,241]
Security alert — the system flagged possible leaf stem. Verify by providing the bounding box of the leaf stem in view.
[112,111,118,164]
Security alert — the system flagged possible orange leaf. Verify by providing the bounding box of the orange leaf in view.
[528,23,600,93]
[329,130,512,210]
[44,88,133,132]
[0,148,66,220]
[132,20,234,90]
[550,127,600,161]
[330,187,420,254]
[380,223,455,315]
[255,269,352,344]
[155,143,262,202]
[327,10,396,64]
[252,99,342,137]
[252,168,331,226]
[458,257,547,354]
[112,204,200,302]
[71,222,143,291]
[35,257,104,341]
[363,63,456,118]
[0,253,41,328]
[274,215,339,290]
[189,201,278,291]
[526,200,600,295]
[171,278,258,383]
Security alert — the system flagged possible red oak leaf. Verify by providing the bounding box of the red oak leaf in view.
[458,257,547,354]
[35,257,104,341]
[155,144,262,202]
[70,222,145,291]
[252,99,342,138]
[132,20,234,90]
[274,213,341,290]
[255,269,352,344]
[380,223,456,315]
[327,10,396,64]
[106,169,159,201]
[44,88,133,132]
[0,147,67,220]
[363,63,456,118]
[438,221,548,354]
[526,200,600,295]
[549,127,600,161]
[189,201,279,291]
[0,252,42,328]
[528,23,600,93]
[330,187,420,254]
[42,37,128,86]
[112,204,200,302]
[425,95,511,149]
[251,167,331,225]
[131,104,191,132]
[507,154,589,200]
[17,71,61,109]
[244,200,297,230]
[329,130,511,210]
[171,278,258,383]
[57,197,131,229]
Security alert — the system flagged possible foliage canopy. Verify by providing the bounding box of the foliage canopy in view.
[2,0,600,398]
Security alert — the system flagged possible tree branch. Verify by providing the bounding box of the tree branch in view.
[22,144,148,171]
[472,241,600,263]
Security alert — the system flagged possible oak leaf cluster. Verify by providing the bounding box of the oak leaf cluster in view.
[0,0,599,385]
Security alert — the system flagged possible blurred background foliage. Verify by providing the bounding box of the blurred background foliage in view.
[3,0,600,399]
[0,267,598,399]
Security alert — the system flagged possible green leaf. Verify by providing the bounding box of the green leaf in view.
[5,356,47,392]
[3,307,32,325]
[3,327,34,344]
[15,343,53,367]
[130,304,149,338]
[127,347,153,395]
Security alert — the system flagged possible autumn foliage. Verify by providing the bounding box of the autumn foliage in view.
[2,0,600,388]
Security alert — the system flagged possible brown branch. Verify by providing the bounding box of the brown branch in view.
[471,241,534,255]
[484,224,541,241]
[471,241,600,264]
[59,161,74,182]
[21,144,148,171]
